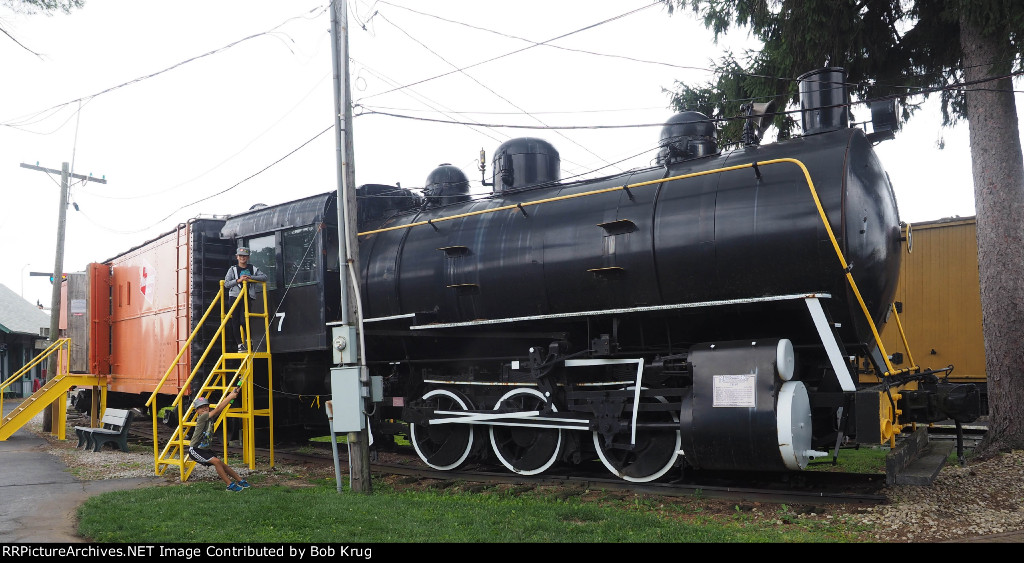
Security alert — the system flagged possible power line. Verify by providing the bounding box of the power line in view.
[371,10,616,175]
[377,1,713,75]
[358,71,1024,131]
[80,71,335,201]
[355,103,671,115]
[12,2,1014,246]
[351,60,507,145]
[152,124,334,226]
[0,5,328,132]
[355,1,662,102]
[87,124,334,237]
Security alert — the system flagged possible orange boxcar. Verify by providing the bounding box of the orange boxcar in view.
[68,218,232,411]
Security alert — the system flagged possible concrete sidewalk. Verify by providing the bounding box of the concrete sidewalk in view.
[0,401,159,543]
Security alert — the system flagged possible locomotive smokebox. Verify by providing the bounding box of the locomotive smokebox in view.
[798,67,849,135]
[424,164,471,208]
[490,137,560,193]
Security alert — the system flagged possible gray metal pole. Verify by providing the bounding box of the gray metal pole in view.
[325,401,344,492]
[329,0,371,494]
[330,3,351,325]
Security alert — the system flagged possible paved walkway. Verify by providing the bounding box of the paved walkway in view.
[0,401,159,543]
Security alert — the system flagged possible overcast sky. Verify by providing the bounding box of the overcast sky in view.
[0,0,999,310]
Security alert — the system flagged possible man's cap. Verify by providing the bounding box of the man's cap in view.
[193,397,211,409]
[236,247,250,256]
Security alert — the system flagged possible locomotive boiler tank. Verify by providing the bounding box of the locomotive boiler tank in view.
[358,124,901,351]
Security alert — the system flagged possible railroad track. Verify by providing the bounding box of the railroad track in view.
[925,423,987,449]
[276,442,888,506]
[76,409,886,506]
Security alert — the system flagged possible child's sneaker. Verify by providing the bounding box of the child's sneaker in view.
[238,480,251,488]
[226,482,243,492]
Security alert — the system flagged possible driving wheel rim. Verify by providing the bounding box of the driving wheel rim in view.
[409,389,475,471]
[593,389,680,483]
[489,388,562,476]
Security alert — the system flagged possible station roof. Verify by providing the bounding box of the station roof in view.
[0,283,50,336]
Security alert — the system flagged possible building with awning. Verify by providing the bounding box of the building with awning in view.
[0,283,50,397]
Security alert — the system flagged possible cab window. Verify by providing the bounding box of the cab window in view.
[246,234,277,290]
[283,226,318,287]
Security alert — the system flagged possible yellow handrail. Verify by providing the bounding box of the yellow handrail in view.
[151,278,272,479]
[146,282,256,465]
[358,158,900,376]
[764,158,896,376]
[1,338,70,422]
[889,302,919,372]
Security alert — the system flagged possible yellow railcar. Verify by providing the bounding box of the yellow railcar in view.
[867,216,987,411]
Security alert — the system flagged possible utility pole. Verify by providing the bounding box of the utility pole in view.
[20,162,106,431]
[329,0,371,493]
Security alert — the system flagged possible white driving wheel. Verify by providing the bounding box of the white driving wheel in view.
[489,388,563,475]
[592,388,681,483]
[409,388,475,471]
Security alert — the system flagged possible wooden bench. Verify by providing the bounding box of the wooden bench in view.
[74,408,134,452]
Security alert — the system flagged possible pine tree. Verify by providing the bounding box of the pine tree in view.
[1,1,86,56]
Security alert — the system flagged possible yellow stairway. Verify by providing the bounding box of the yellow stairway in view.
[149,281,274,481]
[0,339,107,441]
[154,352,269,481]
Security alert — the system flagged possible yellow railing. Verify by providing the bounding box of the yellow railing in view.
[888,303,919,372]
[146,280,272,480]
[0,339,109,442]
[145,282,239,456]
[0,338,70,422]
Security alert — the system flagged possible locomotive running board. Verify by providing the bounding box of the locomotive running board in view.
[366,292,833,329]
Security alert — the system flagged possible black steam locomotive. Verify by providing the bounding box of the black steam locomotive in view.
[215,68,979,481]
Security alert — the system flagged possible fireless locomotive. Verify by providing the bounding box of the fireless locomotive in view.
[71,68,979,482]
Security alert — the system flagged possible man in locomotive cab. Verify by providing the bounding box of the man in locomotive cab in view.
[224,246,269,352]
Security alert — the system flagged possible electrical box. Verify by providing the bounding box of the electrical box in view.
[330,367,365,432]
[370,375,383,402]
[329,324,359,365]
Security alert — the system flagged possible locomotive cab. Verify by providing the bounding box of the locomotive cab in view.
[219,192,343,432]
[221,192,342,355]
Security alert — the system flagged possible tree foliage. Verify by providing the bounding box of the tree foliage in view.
[2,1,84,14]
[663,0,1024,142]
[1,0,85,55]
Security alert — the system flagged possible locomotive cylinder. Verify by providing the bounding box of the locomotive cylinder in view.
[679,339,823,471]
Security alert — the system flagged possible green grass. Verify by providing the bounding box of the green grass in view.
[805,446,887,474]
[805,442,975,474]
[77,477,866,543]
[309,434,346,444]
[309,433,411,446]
